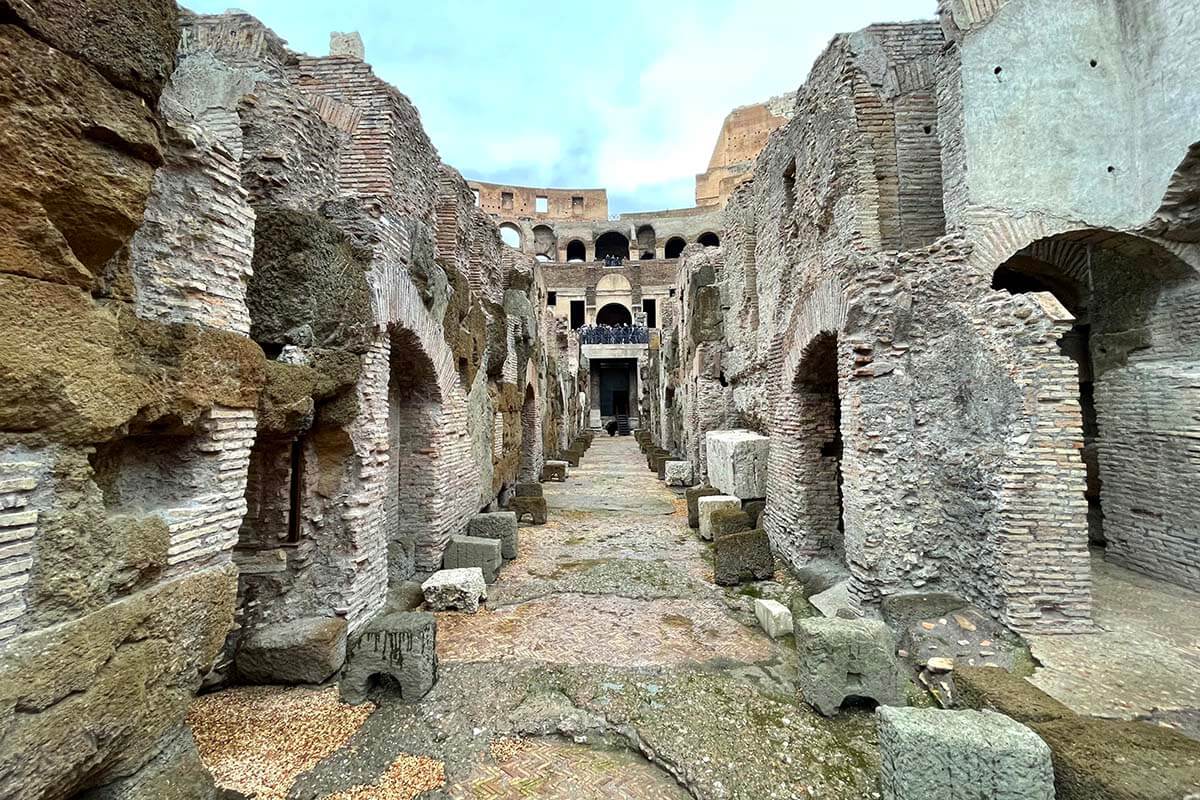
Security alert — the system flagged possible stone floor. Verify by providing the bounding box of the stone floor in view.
[1028,551,1200,731]
[193,434,880,799]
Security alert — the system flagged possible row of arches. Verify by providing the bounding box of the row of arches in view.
[497,222,720,262]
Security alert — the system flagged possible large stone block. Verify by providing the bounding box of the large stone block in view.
[76,728,217,800]
[698,495,740,541]
[794,617,901,716]
[235,616,347,684]
[706,429,770,499]
[341,612,437,705]
[514,482,543,498]
[664,460,695,487]
[421,568,487,612]
[467,511,519,559]
[714,528,775,585]
[508,495,547,525]
[541,460,568,481]
[443,534,503,583]
[709,508,753,540]
[878,707,1054,800]
[686,486,722,528]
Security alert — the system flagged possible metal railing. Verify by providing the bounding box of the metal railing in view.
[578,324,649,345]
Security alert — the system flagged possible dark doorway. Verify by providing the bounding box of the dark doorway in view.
[665,237,686,259]
[596,302,632,326]
[570,300,585,329]
[566,239,586,261]
[598,361,632,416]
[698,231,720,247]
[643,298,657,328]
[595,231,630,261]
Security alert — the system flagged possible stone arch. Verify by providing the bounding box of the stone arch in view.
[698,231,720,248]
[596,273,633,293]
[519,381,542,482]
[595,230,630,261]
[532,224,556,260]
[765,279,850,574]
[991,228,1200,596]
[566,239,586,262]
[499,222,522,249]
[596,303,633,326]
[664,236,687,259]
[636,224,656,259]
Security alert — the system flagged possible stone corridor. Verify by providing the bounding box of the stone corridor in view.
[190,435,881,800]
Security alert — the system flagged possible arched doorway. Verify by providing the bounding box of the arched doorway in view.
[386,326,443,582]
[993,231,1200,591]
[596,302,632,326]
[566,239,586,262]
[665,237,686,259]
[499,223,522,249]
[595,231,630,261]
[519,384,541,482]
[636,224,656,259]
[767,332,844,568]
[698,231,720,247]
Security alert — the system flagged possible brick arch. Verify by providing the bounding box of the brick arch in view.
[764,277,851,573]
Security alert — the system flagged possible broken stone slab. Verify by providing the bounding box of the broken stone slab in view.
[686,485,722,529]
[877,706,1054,800]
[794,617,901,716]
[507,495,547,525]
[235,616,347,685]
[541,460,568,481]
[705,429,769,500]
[709,508,753,540]
[467,511,519,559]
[754,598,793,639]
[809,579,852,618]
[663,460,695,487]
[340,611,438,705]
[443,535,502,583]
[714,529,775,585]
[698,495,740,541]
[421,567,487,612]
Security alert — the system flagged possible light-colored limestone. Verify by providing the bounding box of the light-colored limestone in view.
[698,495,740,542]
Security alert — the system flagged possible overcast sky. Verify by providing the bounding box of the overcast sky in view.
[186,1,935,214]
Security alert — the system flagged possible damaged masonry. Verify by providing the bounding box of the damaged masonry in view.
[1,2,1199,800]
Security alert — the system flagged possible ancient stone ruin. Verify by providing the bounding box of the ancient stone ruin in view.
[2,1,1199,799]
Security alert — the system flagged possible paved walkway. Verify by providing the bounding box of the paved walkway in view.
[1029,552,1200,729]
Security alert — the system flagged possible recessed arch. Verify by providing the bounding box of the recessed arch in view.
[595,231,630,261]
[698,231,720,248]
[596,273,633,293]
[566,239,586,262]
[499,223,522,249]
[595,302,633,326]
[532,224,556,260]
[664,236,687,259]
[636,224,656,257]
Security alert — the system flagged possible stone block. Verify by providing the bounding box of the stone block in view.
[664,460,695,487]
[514,482,543,498]
[541,460,568,481]
[443,535,502,583]
[235,616,347,685]
[698,495,740,541]
[878,706,1054,800]
[563,449,581,467]
[508,495,547,525]
[755,598,793,639]
[421,567,487,612]
[794,617,901,716]
[706,429,770,499]
[686,485,722,528]
[709,508,753,540]
[714,528,774,585]
[467,511,519,559]
[341,612,437,705]
[809,580,853,618]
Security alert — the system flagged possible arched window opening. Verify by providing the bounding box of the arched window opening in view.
[532,224,556,261]
[698,231,720,248]
[664,237,686,259]
[595,302,633,326]
[499,223,522,249]
[640,251,655,260]
[566,239,586,262]
[636,224,656,257]
[595,231,630,262]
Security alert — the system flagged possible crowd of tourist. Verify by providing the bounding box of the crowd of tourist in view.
[577,323,649,345]
[603,254,625,266]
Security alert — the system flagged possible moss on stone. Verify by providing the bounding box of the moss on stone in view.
[953,666,1071,724]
